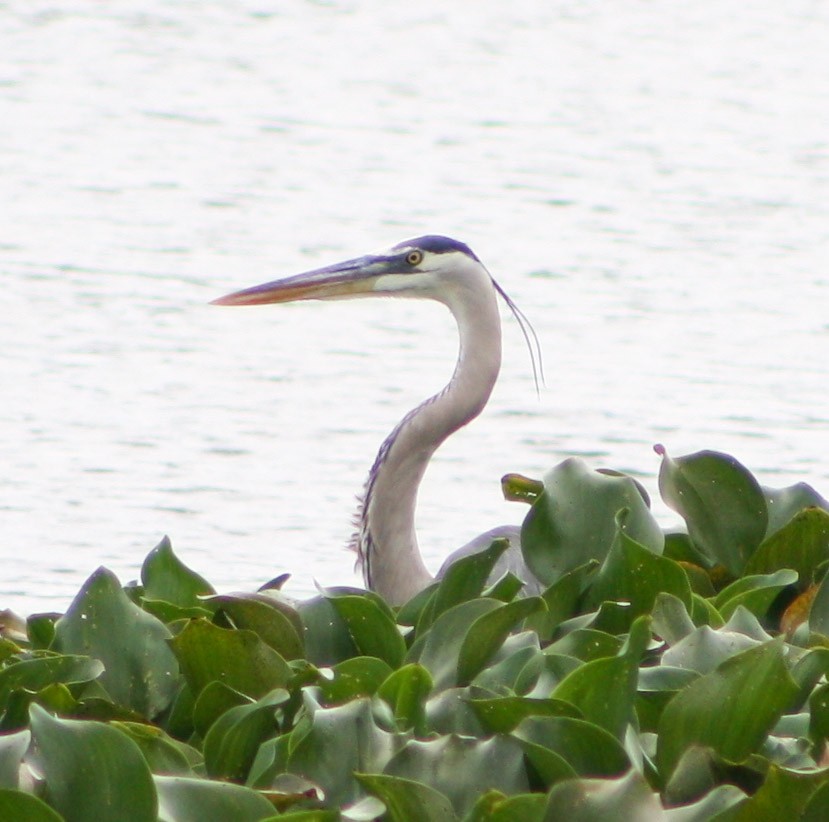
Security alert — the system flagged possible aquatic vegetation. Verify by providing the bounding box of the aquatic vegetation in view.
[2,448,829,820]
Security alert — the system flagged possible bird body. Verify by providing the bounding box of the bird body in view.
[213,235,539,605]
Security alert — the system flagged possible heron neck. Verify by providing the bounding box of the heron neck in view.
[360,285,502,605]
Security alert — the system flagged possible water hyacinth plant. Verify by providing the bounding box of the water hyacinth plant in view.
[2,448,829,821]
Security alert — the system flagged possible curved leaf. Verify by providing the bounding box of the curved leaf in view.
[384,734,529,817]
[377,664,433,733]
[54,567,179,717]
[355,773,457,822]
[210,594,304,661]
[0,729,29,789]
[0,789,64,822]
[522,458,663,586]
[457,597,545,685]
[169,618,290,700]
[29,703,157,822]
[657,638,799,780]
[713,569,798,621]
[512,716,629,785]
[409,599,501,689]
[141,537,215,608]
[155,775,275,822]
[544,770,663,821]
[327,594,406,668]
[656,447,768,575]
[203,688,287,781]
[318,656,394,705]
[585,513,693,622]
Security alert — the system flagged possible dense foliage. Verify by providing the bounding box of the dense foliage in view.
[2,448,829,821]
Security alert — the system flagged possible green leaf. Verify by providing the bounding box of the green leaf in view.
[745,507,829,584]
[295,596,358,667]
[141,537,215,608]
[551,616,650,739]
[524,561,598,640]
[0,654,103,708]
[584,512,693,623]
[512,716,629,786]
[384,734,529,817]
[53,567,179,718]
[327,593,406,668]
[470,696,580,734]
[112,721,202,776]
[464,790,547,822]
[287,696,396,807]
[713,570,799,621]
[210,593,305,661]
[656,447,768,575]
[457,597,545,685]
[424,540,510,629]
[522,458,664,586]
[656,639,799,781]
[154,775,275,822]
[29,703,157,822]
[355,773,457,822]
[0,729,29,789]
[543,770,663,821]
[410,599,501,689]
[764,482,829,536]
[0,789,64,822]
[318,656,394,705]
[169,618,291,700]
[203,688,287,781]
[377,664,433,733]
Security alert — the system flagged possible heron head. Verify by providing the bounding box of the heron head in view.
[210,235,486,307]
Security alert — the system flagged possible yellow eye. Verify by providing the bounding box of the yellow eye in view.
[406,250,423,266]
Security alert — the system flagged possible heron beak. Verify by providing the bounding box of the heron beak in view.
[211,255,386,306]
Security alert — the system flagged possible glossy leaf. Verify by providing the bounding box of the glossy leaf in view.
[53,567,179,717]
[512,716,629,784]
[713,570,798,621]
[745,507,829,585]
[457,597,545,685]
[355,773,457,822]
[585,513,693,622]
[141,537,215,608]
[0,729,28,788]
[763,482,829,536]
[296,596,358,667]
[384,734,529,817]
[0,789,64,822]
[376,663,433,732]
[0,654,103,708]
[656,447,768,575]
[287,696,396,807]
[318,656,393,705]
[203,688,287,781]
[551,616,650,739]
[522,458,664,586]
[155,775,275,822]
[169,618,291,700]
[210,593,305,661]
[425,540,509,628]
[470,696,580,734]
[657,639,799,780]
[327,594,406,668]
[543,770,663,821]
[410,599,501,689]
[112,721,201,776]
[29,703,157,822]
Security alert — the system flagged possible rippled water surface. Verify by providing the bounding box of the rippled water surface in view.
[2,1,828,613]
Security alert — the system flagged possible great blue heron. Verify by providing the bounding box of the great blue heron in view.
[213,235,542,605]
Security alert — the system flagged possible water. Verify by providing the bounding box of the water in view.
[2,1,827,614]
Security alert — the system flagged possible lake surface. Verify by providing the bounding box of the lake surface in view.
[2,1,828,614]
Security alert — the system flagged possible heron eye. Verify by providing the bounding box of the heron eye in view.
[406,250,423,266]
